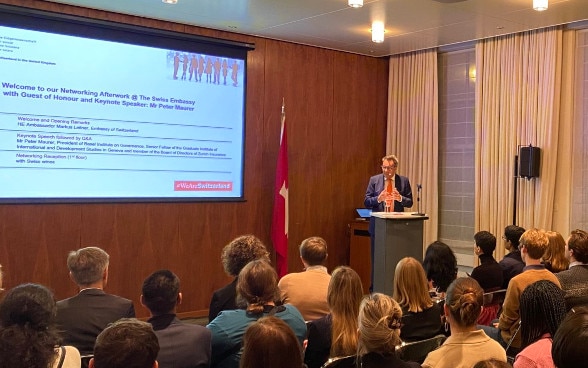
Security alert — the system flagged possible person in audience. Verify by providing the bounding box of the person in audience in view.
[56,246,135,356]
[278,236,331,321]
[556,229,588,309]
[498,225,526,289]
[543,231,569,273]
[355,293,420,368]
[240,316,304,368]
[392,257,443,341]
[472,359,512,368]
[305,266,363,368]
[208,235,269,322]
[207,259,306,368]
[471,231,504,291]
[422,277,506,368]
[89,318,159,368]
[551,306,588,368]
[512,280,566,368]
[142,269,211,368]
[422,241,458,296]
[482,228,561,350]
[0,283,81,368]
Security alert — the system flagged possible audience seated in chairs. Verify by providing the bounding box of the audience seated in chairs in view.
[498,225,526,289]
[323,293,419,368]
[543,231,570,273]
[278,236,331,321]
[305,266,363,368]
[89,318,159,368]
[551,306,588,368]
[556,229,588,310]
[240,316,305,368]
[396,334,446,364]
[512,280,566,368]
[392,257,443,341]
[423,241,458,298]
[0,283,81,368]
[56,247,135,357]
[207,259,306,368]
[142,269,211,368]
[208,235,269,322]
[422,277,506,368]
[471,231,504,291]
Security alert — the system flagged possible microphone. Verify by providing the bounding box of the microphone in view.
[411,184,425,216]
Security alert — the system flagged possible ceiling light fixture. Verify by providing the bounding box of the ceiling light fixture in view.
[533,0,548,11]
[348,0,363,8]
[371,21,385,43]
[162,0,178,4]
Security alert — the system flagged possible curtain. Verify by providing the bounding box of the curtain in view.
[387,49,439,254]
[475,27,575,260]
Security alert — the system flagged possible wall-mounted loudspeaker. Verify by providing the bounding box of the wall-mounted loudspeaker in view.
[518,146,540,178]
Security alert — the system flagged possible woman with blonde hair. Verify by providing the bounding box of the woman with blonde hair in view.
[393,257,443,341]
[356,293,420,368]
[543,231,569,273]
[305,266,363,368]
[422,277,506,368]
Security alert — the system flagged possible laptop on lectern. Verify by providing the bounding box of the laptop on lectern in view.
[355,208,372,220]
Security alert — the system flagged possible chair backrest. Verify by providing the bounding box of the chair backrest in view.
[482,289,507,306]
[321,355,356,368]
[396,334,446,364]
[80,354,93,368]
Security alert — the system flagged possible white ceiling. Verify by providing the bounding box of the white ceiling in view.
[45,0,588,57]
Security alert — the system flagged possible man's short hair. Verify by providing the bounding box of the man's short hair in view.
[299,237,327,266]
[381,154,399,165]
[568,229,588,263]
[519,228,549,260]
[67,247,109,286]
[93,319,159,368]
[221,235,269,277]
[474,231,497,255]
[142,270,180,315]
[504,225,526,248]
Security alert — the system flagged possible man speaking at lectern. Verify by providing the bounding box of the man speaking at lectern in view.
[364,154,413,290]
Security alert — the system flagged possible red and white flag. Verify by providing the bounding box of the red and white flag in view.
[271,102,288,277]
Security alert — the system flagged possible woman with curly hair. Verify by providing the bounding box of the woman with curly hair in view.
[422,241,458,296]
[0,283,81,368]
[208,234,269,322]
[305,266,363,368]
[207,259,306,368]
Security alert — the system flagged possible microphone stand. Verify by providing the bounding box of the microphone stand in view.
[412,184,425,216]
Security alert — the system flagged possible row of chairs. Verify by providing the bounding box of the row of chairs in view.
[321,334,447,367]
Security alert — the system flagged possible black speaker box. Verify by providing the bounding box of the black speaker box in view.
[519,146,540,178]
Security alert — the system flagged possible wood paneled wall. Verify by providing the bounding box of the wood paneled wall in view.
[0,0,389,317]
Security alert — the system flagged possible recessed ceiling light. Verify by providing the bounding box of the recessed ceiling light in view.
[533,0,548,11]
[371,21,385,43]
[162,0,178,4]
[348,0,363,8]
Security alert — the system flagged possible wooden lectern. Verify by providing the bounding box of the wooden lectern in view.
[372,212,429,294]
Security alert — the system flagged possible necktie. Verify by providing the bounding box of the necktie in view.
[386,179,392,194]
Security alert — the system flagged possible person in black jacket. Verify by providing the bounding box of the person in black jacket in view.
[471,231,504,292]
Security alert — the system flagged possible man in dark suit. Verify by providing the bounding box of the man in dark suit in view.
[143,269,211,368]
[364,154,413,290]
[208,235,269,322]
[556,229,588,309]
[56,247,135,357]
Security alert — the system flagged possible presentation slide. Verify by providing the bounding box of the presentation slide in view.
[0,22,246,201]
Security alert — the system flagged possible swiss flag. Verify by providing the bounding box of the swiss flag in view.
[271,104,288,277]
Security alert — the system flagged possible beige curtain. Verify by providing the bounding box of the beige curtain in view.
[387,49,439,255]
[475,27,575,260]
